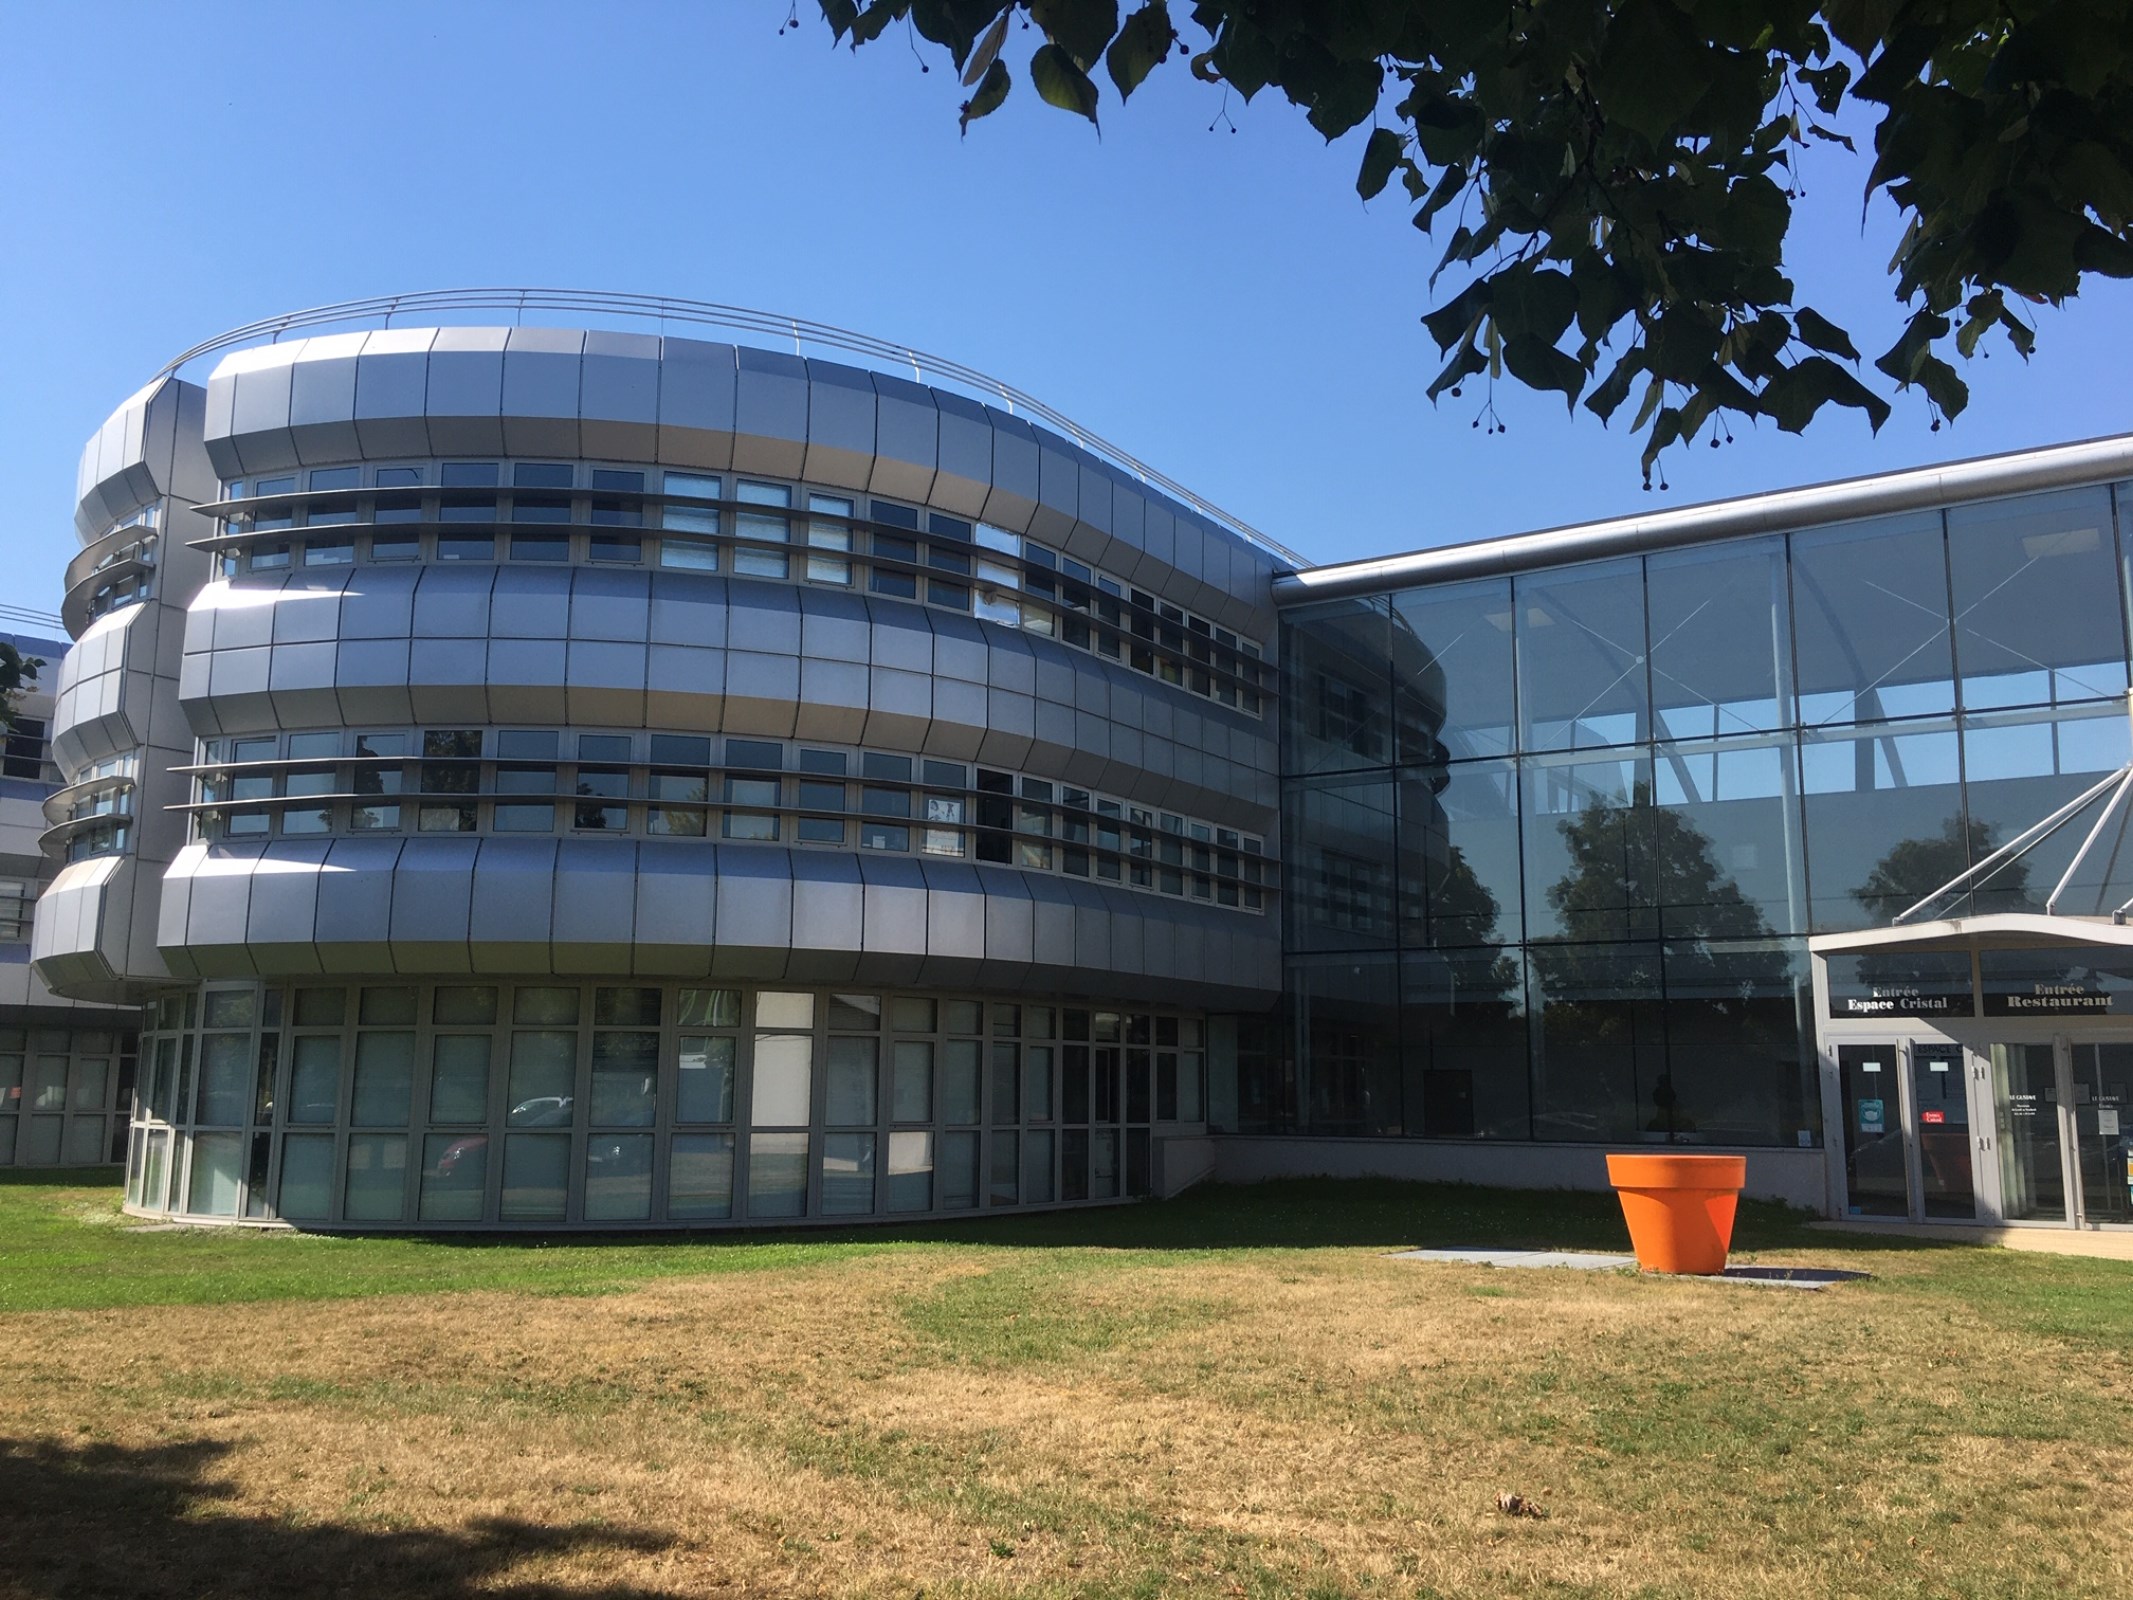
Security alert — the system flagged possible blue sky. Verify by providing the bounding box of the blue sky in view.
[5,1,2132,615]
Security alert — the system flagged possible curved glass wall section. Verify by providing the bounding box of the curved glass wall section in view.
[1269,480,2133,1148]
[126,980,1206,1227]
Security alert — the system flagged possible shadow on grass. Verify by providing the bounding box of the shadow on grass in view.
[379,1177,1963,1259]
[7,1166,1962,1259]
[0,1436,680,1600]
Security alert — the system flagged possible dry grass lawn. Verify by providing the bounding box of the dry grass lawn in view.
[2,1175,2130,1599]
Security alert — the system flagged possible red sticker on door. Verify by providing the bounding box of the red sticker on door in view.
[1921,1110,1947,1124]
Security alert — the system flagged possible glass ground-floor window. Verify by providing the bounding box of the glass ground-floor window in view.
[122,981,1207,1228]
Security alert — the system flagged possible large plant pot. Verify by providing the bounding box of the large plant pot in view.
[1605,1153,1746,1275]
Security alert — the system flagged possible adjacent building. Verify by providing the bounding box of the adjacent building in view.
[26,295,2133,1234]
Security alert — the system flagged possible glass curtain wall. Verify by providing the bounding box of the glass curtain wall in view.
[1275,481,2133,1147]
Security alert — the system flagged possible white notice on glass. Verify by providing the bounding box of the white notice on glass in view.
[2100,1108,2122,1137]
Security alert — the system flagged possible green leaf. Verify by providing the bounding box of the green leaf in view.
[1593,0,1713,144]
[960,57,1013,132]
[1030,41,1101,123]
[1631,375,1667,433]
[1106,3,1173,100]
[1760,356,1892,434]
[1357,128,1403,201]
[963,10,1010,86]
[1793,307,1860,362]
[1915,354,1970,418]
[820,0,860,40]
[1501,336,1587,407]
[1029,0,1118,69]
[1583,356,1641,424]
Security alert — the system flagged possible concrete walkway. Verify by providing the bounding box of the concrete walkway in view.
[1809,1219,2133,1260]
[1390,1248,1868,1288]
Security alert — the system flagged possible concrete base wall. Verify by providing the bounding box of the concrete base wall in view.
[1155,1135,1217,1199]
[1210,1136,1829,1213]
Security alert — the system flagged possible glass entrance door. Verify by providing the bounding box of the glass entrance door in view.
[1910,1042,1975,1218]
[2069,1043,2133,1226]
[1991,1042,2068,1222]
[1837,1044,1905,1216]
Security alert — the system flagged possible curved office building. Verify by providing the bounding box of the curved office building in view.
[35,306,1282,1226]
[29,293,2133,1236]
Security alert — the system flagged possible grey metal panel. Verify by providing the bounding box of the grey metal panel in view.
[1025,873,1078,973]
[786,849,864,981]
[1107,474,1148,571]
[1027,635,1080,708]
[488,564,573,638]
[1131,498,1176,590]
[550,837,638,974]
[864,597,933,672]
[227,348,298,475]
[336,564,420,639]
[1032,697,1084,782]
[270,571,350,645]
[207,577,283,652]
[423,326,509,456]
[468,835,558,973]
[563,639,648,726]
[720,650,801,737]
[406,636,491,724]
[930,390,993,520]
[412,564,496,638]
[483,637,566,724]
[861,665,931,750]
[1030,434,1079,545]
[648,570,729,649]
[501,326,585,457]
[857,853,927,984]
[1071,709,1111,783]
[332,638,415,725]
[185,843,262,968]
[798,585,870,662]
[312,836,402,970]
[725,579,800,656]
[984,627,1037,696]
[1100,883,1146,986]
[1062,454,1115,570]
[914,859,986,990]
[795,658,869,745]
[631,845,717,977]
[579,329,662,462]
[267,640,341,726]
[926,677,986,761]
[801,359,877,490]
[869,372,938,503]
[709,846,793,979]
[201,364,239,481]
[352,328,436,457]
[977,688,1035,768]
[981,412,1041,533]
[1065,876,1112,978]
[205,644,273,732]
[387,836,479,975]
[571,566,652,642]
[644,644,726,729]
[731,346,808,478]
[978,869,1035,988]
[656,335,738,469]
[286,332,366,465]
[154,847,199,960]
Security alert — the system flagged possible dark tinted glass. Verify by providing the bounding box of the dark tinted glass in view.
[1401,946,1528,1137]
[1646,536,1791,738]
[1281,598,1392,776]
[1650,734,1805,937]
[514,463,573,488]
[1799,724,1963,931]
[1962,709,2131,916]
[1948,487,2126,711]
[1283,775,1396,953]
[1791,511,1952,724]
[440,462,499,487]
[1397,758,1522,948]
[1390,577,1515,763]
[1515,557,1648,751]
[1521,750,1657,942]
[650,734,712,766]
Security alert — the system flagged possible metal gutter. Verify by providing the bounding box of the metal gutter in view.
[1276,431,2133,604]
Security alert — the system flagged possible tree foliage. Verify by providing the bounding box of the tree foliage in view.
[0,642,41,736]
[815,0,2133,481]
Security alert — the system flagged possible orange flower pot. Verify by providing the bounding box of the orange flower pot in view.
[1605,1153,1747,1275]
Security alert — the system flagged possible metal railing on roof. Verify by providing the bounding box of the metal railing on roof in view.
[152,288,1302,566]
[0,602,66,634]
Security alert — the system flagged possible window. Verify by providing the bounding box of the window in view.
[806,494,853,584]
[734,482,790,578]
